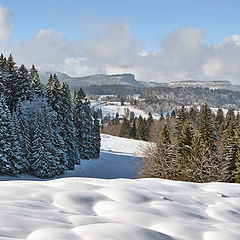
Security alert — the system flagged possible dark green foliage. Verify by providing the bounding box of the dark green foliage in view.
[129,119,137,138]
[222,120,237,182]
[119,116,131,137]
[199,104,218,147]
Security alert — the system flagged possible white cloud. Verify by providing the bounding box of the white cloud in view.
[1,5,240,85]
[0,4,13,49]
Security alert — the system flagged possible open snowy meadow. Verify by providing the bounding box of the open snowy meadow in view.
[0,134,240,240]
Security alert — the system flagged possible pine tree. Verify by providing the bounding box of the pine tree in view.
[199,104,218,148]
[175,105,188,137]
[91,111,101,158]
[171,109,176,119]
[162,123,171,144]
[73,88,93,159]
[147,112,154,127]
[4,54,19,111]
[222,119,237,182]
[17,64,32,101]
[115,112,120,125]
[136,115,145,140]
[0,96,26,175]
[225,108,235,130]
[129,119,137,138]
[30,65,42,97]
[60,82,79,167]
[30,105,64,178]
[12,103,30,172]
[177,121,194,168]
[215,108,224,135]
[119,116,131,137]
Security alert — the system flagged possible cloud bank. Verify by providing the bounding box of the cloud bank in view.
[2,4,240,84]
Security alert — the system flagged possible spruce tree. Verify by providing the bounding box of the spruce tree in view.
[4,54,19,111]
[215,108,224,135]
[175,105,188,137]
[17,64,32,101]
[0,96,26,175]
[199,104,218,148]
[60,82,79,167]
[73,88,93,159]
[129,119,137,138]
[119,116,131,137]
[30,65,42,97]
[91,111,101,158]
[177,121,194,168]
[222,119,237,182]
[147,112,154,127]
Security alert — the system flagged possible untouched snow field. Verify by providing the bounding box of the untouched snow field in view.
[67,134,145,179]
[1,178,240,239]
[1,135,240,240]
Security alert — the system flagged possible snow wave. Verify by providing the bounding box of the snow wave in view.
[0,178,240,240]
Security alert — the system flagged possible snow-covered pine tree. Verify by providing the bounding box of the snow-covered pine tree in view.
[73,88,93,159]
[0,54,7,92]
[17,64,32,101]
[30,65,43,97]
[0,95,27,175]
[30,103,64,178]
[12,103,30,171]
[4,54,19,111]
[60,82,79,167]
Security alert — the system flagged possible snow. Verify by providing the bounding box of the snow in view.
[67,134,145,179]
[91,101,160,119]
[1,177,240,239]
[1,134,240,240]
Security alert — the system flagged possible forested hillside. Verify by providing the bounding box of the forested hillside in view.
[0,54,100,178]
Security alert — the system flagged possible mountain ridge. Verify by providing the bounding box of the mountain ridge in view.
[39,71,240,91]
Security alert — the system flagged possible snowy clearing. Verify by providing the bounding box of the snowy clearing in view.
[66,134,145,179]
[91,101,160,119]
[0,178,240,240]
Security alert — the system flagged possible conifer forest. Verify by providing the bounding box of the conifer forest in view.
[0,54,100,178]
[102,104,240,183]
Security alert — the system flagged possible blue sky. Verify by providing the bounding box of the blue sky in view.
[1,0,240,83]
[1,0,240,49]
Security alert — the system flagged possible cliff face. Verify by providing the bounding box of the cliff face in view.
[39,72,144,88]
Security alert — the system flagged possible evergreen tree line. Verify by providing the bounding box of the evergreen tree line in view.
[101,110,154,141]
[0,54,100,178]
[139,104,240,183]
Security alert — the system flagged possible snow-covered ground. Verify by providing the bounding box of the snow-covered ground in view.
[1,134,240,240]
[1,177,240,239]
[66,134,145,179]
[91,101,160,119]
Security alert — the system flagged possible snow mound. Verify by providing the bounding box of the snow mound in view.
[0,178,240,240]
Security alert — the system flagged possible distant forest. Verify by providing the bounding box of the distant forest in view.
[84,84,240,113]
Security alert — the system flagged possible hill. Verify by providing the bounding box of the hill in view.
[39,72,144,89]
